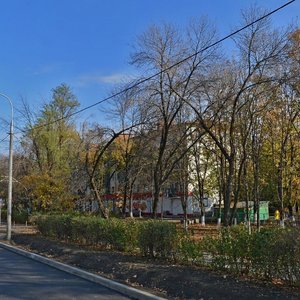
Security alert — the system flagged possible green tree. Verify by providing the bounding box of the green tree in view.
[21,84,80,212]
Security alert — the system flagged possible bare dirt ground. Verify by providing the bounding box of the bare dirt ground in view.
[1,225,298,300]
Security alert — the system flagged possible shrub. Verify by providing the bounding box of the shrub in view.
[201,225,300,286]
[0,208,29,224]
[36,214,72,239]
[1,209,7,223]
[250,227,279,279]
[252,227,300,285]
[102,218,138,251]
[13,209,29,224]
[177,236,204,265]
[36,214,138,252]
[201,229,232,271]
[70,216,102,245]
[34,214,300,286]
[137,220,178,258]
[220,226,253,274]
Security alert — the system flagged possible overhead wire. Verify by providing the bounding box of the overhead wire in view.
[15,0,295,135]
[0,135,9,148]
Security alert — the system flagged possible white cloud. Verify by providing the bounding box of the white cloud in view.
[75,72,135,87]
[98,73,127,84]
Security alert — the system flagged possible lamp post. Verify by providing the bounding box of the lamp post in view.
[0,93,14,241]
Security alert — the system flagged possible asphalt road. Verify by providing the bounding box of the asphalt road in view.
[0,247,131,300]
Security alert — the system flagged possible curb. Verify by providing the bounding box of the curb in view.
[0,242,167,300]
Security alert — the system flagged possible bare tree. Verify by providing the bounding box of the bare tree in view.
[184,8,291,225]
[131,20,218,215]
[106,87,150,217]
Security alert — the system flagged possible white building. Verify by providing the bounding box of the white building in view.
[105,126,218,217]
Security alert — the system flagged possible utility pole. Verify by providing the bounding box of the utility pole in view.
[0,93,14,241]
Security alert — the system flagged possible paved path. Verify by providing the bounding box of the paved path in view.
[0,247,131,300]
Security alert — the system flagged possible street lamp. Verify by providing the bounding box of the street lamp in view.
[0,93,14,241]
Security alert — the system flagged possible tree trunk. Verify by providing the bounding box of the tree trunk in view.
[152,187,160,218]
[91,178,109,219]
[224,158,234,226]
[253,159,260,231]
[122,181,129,217]
[230,153,246,224]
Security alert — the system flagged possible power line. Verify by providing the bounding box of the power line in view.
[0,135,9,144]
[16,0,295,135]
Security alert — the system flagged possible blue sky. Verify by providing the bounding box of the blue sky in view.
[0,0,299,151]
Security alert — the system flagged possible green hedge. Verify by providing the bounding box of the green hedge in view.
[1,208,29,224]
[69,217,138,251]
[138,220,178,258]
[202,226,253,273]
[177,236,204,265]
[37,214,72,240]
[36,214,177,254]
[35,214,300,286]
[202,226,300,286]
